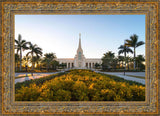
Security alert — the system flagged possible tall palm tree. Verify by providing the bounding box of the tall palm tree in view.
[118,44,133,73]
[26,43,43,71]
[125,34,145,70]
[15,34,30,71]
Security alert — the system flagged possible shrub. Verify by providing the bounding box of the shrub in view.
[15,69,145,101]
[15,84,41,101]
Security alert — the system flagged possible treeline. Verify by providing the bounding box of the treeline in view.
[101,34,145,71]
[15,34,59,72]
[15,34,145,72]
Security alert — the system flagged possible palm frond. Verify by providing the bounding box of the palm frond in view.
[126,48,133,54]
[136,41,145,48]
[118,50,124,55]
[18,34,22,41]
[26,52,31,56]
[118,45,124,49]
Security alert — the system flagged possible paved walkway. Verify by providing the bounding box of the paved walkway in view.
[15,70,145,85]
[95,71,145,85]
[15,71,63,84]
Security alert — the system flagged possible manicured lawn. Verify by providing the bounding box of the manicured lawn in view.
[126,75,145,79]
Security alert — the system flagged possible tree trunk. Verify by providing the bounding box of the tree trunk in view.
[20,48,22,71]
[31,53,34,76]
[124,52,126,76]
[16,50,19,72]
[47,63,49,71]
[134,47,136,70]
[15,62,17,71]
[32,54,34,71]
[122,61,123,69]
[124,53,126,70]
[128,61,130,70]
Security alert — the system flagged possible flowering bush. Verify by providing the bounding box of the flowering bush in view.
[15,69,145,101]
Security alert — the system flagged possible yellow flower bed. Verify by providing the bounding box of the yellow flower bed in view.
[15,69,145,101]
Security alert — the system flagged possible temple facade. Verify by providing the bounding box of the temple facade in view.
[56,34,102,69]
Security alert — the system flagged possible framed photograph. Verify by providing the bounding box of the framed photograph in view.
[0,0,159,115]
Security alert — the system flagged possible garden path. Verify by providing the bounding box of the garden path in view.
[15,71,64,84]
[95,71,145,85]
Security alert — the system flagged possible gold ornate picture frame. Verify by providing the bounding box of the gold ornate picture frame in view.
[0,0,159,115]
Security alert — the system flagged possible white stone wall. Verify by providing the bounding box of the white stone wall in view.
[57,58,74,68]
[57,58,102,69]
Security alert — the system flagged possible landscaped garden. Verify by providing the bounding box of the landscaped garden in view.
[15,69,145,101]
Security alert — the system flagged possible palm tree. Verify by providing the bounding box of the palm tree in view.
[112,58,118,71]
[95,63,100,69]
[15,34,30,71]
[35,56,42,70]
[42,53,56,71]
[101,51,115,70]
[125,56,131,70]
[135,55,145,71]
[125,34,145,70]
[31,56,41,70]
[118,44,133,75]
[22,56,31,66]
[118,56,124,69]
[51,60,59,70]
[22,55,31,71]
[26,43,43,71]
[15,53,20,71]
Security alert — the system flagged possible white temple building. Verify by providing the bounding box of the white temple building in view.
[56,34,102,69]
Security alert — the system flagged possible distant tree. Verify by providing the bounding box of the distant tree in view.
[51,60,59,70]
[125,34,145,70]
[59,63,67,69]
[118,44,133,72]
[31,56,41,70]
[135,55,145,71]
[101,51,115,70]
[125,56,131,70]
[27,43,43,71]
[15,34,30,71]
[118,56,124,69]
[94,63,100,69]
[42,53,56,71]
[36,57,43,70]
[111,58,118,71]
[22,56,31,71]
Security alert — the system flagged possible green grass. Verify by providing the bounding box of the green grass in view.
[126,75,145,79]
[99,73,145,86]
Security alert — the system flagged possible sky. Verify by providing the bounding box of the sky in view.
[15,15,145,58]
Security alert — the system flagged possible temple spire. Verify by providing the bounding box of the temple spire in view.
[78,33,82,49]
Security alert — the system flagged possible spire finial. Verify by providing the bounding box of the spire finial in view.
[79,33,81,39]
